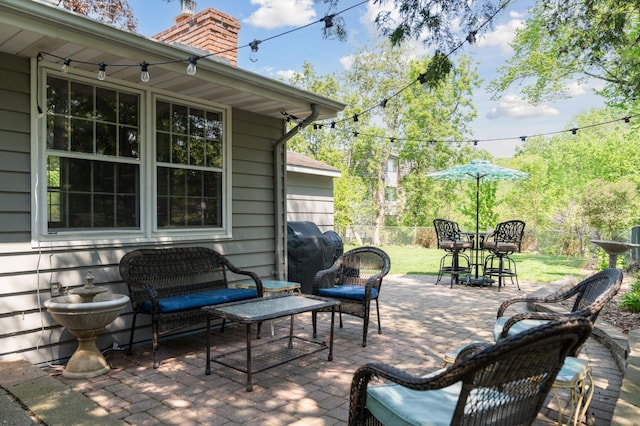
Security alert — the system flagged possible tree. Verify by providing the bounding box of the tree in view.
[317,0,507,51]
[489,0,640,108]
[581,179,639,240]
[316,0,509,88]
[58,0,137,31]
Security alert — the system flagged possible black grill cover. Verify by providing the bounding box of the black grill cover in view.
[287,221,339,294]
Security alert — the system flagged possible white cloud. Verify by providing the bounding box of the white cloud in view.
[565,81,587,96]
[487,95,560,119]
[479,16,524,53]
[244,0,316,29]
[339,55,354,70]
[276,69,296,81]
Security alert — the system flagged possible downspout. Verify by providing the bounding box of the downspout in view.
[273,104,319,280]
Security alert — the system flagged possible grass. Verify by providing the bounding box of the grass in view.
[346,245,589,284]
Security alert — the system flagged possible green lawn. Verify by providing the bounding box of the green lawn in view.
[346,245,589,283]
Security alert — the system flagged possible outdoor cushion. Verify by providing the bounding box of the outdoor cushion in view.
[555,356,589,383]
[439,240,473,250]
[142,288,257,313]
[493,316,549,341]
[318,285,378,301]
[366,381,461,426]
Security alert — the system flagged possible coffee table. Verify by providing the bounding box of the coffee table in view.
[202,294,339,391]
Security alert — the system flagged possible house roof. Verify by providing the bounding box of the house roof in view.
[0,0,345,121]
[287,151,341,178]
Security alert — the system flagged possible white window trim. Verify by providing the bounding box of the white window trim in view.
[30,61,232,249]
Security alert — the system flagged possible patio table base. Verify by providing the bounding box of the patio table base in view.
[210,335,328,374]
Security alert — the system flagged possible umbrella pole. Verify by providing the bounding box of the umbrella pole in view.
[475,177,480,278]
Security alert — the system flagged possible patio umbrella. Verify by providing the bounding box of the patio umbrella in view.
[427,159,529,282]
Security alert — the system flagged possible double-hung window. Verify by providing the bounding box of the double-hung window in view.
[37,71,230,245]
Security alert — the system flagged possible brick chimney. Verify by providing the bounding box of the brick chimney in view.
[153,1,240,66]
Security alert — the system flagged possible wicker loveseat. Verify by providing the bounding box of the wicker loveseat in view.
[119,247,263,368]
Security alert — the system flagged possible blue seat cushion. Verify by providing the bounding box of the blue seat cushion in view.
[142,288,258,313]
[493,316,549,341]
[366,381,461,426]
[318,286,378,301]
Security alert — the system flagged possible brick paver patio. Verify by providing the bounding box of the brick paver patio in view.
[47,274,622,425]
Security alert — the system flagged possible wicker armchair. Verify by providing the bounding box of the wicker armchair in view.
[482,219,525,290]
[493,268,622,340]
[433,219,473,288]
[349,318,593,426]
[312,246,391,347]
[444,268,622,425]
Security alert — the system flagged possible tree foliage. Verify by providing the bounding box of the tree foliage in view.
[57,0,137,31]
[489,0,640,108]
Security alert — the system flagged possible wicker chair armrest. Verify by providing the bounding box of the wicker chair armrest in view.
[455,343,492,363]
[497,292,575,317]
[214,255,264,297]
[312,259,344,292]
[499,311,576,338]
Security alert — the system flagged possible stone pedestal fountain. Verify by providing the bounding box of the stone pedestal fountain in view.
[44,271,130,379]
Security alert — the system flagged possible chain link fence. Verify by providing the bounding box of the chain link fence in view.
[337,225,635,257]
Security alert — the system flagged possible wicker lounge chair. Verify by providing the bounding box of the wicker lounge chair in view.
[312,246,391,347]
[349,318,593,426]
[433,218,473,288]
[445,268,622,425]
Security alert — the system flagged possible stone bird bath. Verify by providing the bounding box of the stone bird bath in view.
[44,272,130,379]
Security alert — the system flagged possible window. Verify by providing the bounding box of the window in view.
[46,77,140,230]
[38,72,230,244]
[155,100,223,228]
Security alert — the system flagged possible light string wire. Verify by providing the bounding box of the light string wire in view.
[36,0,632,146]
[312,0,513,130]
[37,0,369,70]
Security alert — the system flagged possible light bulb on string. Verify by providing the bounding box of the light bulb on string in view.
[466,31,479,54]
[249,40,261,62]
[187,56,198,76]
[97,62,107,81]
[140,62,150,83]
[62,58,71,73]
[321,14,345,40]
[418,73,429,92]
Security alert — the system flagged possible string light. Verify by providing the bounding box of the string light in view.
[321,14,344,40]
[315,113,639,148]
[62,58,71,73]
[466,31,478,54]
[379,99,388,108]
[140,61,150,82]
[249,39,261,62]
[187,55,198,76]
[353,114,359,122]
[97,62,107,81]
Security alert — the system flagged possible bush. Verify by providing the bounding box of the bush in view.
[620,279,640,313]
[416,227,436,248]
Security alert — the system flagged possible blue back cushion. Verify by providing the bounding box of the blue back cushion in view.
[142,288,257,313]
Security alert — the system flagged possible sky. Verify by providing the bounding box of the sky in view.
[126,0,606,158]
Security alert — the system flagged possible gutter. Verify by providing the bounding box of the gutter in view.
[273,104,320,280]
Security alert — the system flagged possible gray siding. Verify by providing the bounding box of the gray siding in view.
[0,53,284,365]
[0,53,31,243]
[287,171,335,231]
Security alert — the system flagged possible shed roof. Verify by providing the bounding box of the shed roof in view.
[287,151,341,178]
